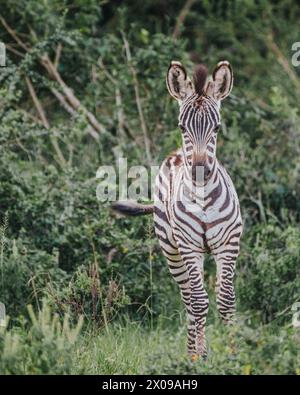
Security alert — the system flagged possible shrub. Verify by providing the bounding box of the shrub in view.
[0,302,83,374]
[237,224,300,323]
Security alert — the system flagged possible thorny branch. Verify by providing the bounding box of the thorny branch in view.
[172,0,196,41]
[25,76,67,168]
[266,33,300,95]
[0,15,106,142]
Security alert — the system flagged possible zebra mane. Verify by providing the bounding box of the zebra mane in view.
[193,64,208,96]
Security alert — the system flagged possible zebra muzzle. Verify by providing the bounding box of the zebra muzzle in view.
[191,161,210,182]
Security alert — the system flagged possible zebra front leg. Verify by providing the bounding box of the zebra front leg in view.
[214,250,238,353]
[214,252,237,324]
[167,257,197,357]
[181,252,209,358]
[154,204,197,357]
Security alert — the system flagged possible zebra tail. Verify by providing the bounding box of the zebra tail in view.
[111,201,154,216]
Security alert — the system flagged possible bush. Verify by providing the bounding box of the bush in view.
[237,224,300,323]
[0,0,300,375]
[0,302,83,374]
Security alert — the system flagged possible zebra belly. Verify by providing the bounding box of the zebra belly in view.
[169,201,209,252]
[169,198,242,254]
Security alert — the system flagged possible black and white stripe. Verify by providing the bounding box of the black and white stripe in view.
[154,92,242,357]
[112,61,242,360]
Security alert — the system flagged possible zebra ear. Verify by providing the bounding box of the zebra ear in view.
[207,61,233,101]
[166,61,194,102]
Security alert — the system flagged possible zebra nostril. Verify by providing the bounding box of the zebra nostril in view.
[204,166,210,180]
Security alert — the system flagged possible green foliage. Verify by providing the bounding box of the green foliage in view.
[70,319,300,375]
[237,225,300,323]
[0,0,300,374]
[0,302,83,374]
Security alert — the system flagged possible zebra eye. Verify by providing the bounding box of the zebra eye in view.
[214,125,221,133]
[179,125,185,132]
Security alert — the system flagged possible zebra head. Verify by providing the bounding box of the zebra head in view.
[166,61,233,183]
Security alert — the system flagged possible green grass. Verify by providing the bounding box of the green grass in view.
[72,319,187,374]
[70,316,300,375]
[1,304,298,375]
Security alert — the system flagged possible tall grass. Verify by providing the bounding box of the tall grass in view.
[70,314,300,375]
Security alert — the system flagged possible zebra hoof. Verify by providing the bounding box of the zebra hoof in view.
[191,354,199,362]
[191,354,207,362]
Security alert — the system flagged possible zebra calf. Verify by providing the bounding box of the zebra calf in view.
[112,60,242,360]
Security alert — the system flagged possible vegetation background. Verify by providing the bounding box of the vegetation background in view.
[0,0,299,374]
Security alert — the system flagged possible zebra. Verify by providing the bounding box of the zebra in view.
[112,60,243,360]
